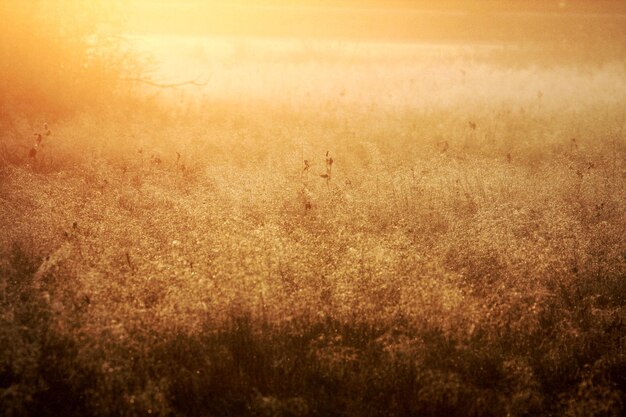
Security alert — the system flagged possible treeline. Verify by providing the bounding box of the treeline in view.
[167,0,626,14]
[0,0,144,124]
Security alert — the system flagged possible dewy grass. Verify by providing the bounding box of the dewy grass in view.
[1,7,626,416]
[1,96,624,416]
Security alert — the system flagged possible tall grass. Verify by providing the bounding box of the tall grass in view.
[1,90,625,415]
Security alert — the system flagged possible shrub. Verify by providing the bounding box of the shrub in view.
[0,0,144,123]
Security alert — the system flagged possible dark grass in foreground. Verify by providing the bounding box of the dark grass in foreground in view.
[2,245,625,417]
[1,101,626,416]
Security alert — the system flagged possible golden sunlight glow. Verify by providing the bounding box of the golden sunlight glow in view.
[1,1,625,416]
[123,0,626,39]
[116,0,626,109]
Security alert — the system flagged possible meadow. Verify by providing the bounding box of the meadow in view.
[1,3,626,416]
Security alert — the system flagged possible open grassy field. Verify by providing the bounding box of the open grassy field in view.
[1,1,626,416]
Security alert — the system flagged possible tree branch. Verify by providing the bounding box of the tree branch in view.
[122,73,212,89]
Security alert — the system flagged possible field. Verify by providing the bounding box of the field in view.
[1,2,626,416]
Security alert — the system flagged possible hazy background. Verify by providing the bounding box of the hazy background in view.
[122,0,626,112]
